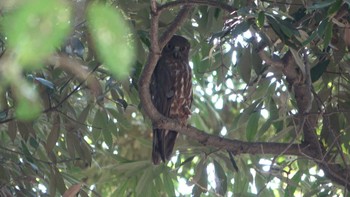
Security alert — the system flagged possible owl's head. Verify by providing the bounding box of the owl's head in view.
[162,35,190,59]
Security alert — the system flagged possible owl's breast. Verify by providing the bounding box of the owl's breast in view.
[169,61,192,122]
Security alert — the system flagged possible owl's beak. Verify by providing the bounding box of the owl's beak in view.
[173,46,180,58]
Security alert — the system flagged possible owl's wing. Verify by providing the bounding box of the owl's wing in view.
[151,59,174,164]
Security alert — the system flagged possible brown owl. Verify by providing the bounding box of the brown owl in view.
[150,35,193,164]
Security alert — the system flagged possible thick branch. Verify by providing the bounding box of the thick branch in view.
[256,39,350,190]
[156,119,313,156]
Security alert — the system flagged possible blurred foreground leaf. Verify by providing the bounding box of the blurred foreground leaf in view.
[2,0,71,66]
[87,3,135,79]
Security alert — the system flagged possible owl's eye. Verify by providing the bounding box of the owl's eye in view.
[166,44,173,49]
[180,46,186,51]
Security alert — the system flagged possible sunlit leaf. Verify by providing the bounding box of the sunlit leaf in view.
[256,11,265,28]
[192,158,207,196]
[323,22,333,49]
[162,171,175,197]
[213,160,227,195]
[246,112,260,141]
[327,0,342,16]
[15,87,42,121]
[3,0,71,66]
[135,166,153,196]
[87,3,135,79]
[285,171,302,196]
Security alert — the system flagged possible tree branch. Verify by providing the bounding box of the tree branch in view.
[255,38,350,190]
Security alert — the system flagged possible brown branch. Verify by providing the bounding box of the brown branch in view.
[138,0,162,121]
[162,122,313,156]
[255,38,350,190]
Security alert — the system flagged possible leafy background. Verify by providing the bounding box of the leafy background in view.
[0,0,350,196]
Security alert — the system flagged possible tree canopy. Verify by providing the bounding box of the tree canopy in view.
[0,0,350,196]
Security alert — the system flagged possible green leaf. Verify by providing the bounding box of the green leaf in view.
[323,22,333,49]
[21,141,33,162]
[256,11,265,28]
[269,98,283,132]
[237,47,252,84]
[66,132,76,158]
[3,0,71,66]
[266,15,287,41]
[238,99,261,126]
[88,3,135,79]
[213,160,227,196]
[17,121,34,141]
[307,0,334,10]
[29,137,39,149]
[231,21,251,37]
[192,158,208,197]
[7,121,17,142]
[162,171,175,197]
[284,171,302,197]
[15,85,42,121]
[49,168,57,197]
[317,19,329,37]
[46,114,60,153]
[311,59,330,82]
[104,119,114,149]
[92,109,108,141]
[227,151,239,172]
[246,112,260,141]
[135,166,153,196]
[53,167,67,195]
[327,0,342,16]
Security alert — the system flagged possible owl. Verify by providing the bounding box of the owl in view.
[150,35,192,164]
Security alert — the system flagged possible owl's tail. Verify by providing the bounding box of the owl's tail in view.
[152,129,178,164]
[164,130,178,160]
[152,129,165,165]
